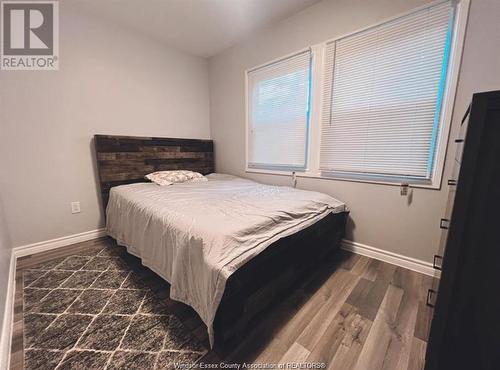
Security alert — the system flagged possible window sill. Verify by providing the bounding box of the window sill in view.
[245,168,442,190]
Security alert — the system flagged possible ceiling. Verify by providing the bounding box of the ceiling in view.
[67,0,322,58]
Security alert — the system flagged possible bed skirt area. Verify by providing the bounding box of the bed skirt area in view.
[213,211,348,346]
[110,210,348,347]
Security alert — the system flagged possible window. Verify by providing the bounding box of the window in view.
[245,0,467,187]
[320,1,454,182]
[247,50,312,170]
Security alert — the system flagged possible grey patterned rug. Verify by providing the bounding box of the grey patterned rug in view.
[22,240,208,370]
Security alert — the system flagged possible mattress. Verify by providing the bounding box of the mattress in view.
[106,173,345,346]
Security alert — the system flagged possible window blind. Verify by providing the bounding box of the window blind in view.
[320,1,454,179]
[247,50,311,170]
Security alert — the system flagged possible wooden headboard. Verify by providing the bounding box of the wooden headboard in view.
[94,135,214,209]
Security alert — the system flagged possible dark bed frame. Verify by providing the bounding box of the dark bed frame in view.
[94,134,347,346]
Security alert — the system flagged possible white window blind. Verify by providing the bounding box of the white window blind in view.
[320,1,454,179]
[247,50,311,170]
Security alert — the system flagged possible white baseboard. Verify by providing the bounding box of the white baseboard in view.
[341,239,438,277]
[13,228,106,258]
[0,250,16,370]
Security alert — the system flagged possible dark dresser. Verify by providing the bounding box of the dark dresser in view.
[425,90,500,370]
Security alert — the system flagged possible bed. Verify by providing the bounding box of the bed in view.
[94,134,348,347]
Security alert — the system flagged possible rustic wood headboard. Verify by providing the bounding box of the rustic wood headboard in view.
[94,135,214,209]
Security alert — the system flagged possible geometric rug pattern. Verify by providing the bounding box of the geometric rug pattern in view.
[22,240,207,369]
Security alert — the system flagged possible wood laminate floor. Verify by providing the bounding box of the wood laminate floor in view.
[10,237,434,370]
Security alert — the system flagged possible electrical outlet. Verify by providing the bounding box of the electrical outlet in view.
[71,201,81,214]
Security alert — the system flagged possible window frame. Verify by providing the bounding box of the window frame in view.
[245,47,314,172]
[245,48,313,172]
[245,0,470,189]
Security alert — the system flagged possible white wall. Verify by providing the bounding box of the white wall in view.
[0,196,12,353]
[209,0,500,263]
[0,5,211,247]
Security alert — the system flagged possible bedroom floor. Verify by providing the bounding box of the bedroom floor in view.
[10,237,434,370]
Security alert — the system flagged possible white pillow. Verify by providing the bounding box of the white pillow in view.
[145,170,207,186]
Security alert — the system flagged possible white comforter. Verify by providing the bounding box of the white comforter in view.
[106,174,345,346]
